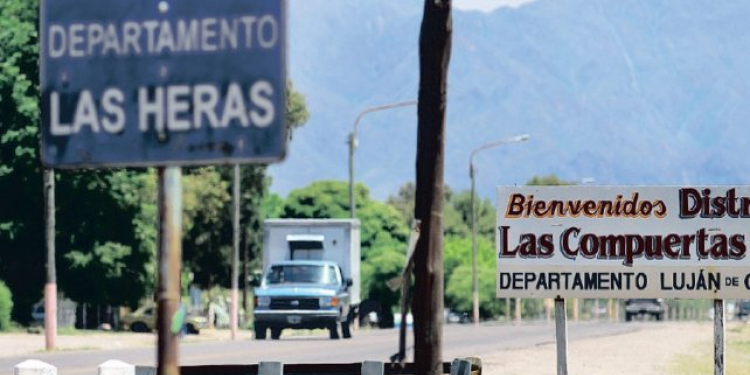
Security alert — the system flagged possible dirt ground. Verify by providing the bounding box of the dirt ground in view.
[482,322,714,375]
[0,329,253,358]
[0,322,724,374]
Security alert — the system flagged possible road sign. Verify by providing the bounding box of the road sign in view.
[40,0,286,168]
[497,186,750,299]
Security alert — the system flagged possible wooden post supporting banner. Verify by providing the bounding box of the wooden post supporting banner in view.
[714,299,725,375]
[555,297,568,375]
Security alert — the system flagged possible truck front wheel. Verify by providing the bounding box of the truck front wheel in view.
[271,327,282,340]
[254,323,267,340]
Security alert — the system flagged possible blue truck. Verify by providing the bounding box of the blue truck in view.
[253,219,360,340]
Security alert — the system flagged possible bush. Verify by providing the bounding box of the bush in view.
[0,280,13,331]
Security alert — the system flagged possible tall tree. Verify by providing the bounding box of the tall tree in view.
[1,0,50,321]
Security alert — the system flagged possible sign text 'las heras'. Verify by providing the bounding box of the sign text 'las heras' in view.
[41,0,286,167]
[497,186,750,299]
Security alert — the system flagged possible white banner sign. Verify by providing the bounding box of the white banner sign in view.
[496,186,750,299]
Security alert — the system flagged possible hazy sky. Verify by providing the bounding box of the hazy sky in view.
[453,0,538,12]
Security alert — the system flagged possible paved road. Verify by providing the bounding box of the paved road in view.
[2,321,651,375]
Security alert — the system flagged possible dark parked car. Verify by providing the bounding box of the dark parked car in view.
[624,299,666,321]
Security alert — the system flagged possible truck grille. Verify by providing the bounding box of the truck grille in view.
[270,298,320,310]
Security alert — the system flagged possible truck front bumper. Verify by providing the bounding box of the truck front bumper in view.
[254,310,339,329]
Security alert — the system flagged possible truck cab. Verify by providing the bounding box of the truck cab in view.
[254,260,353,339]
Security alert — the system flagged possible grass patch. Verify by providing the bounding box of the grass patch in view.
[670,323,750,375]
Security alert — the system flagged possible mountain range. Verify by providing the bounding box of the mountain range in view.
[268,0,750,202]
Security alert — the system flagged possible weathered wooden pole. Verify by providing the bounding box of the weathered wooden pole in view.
[413,1,452,375]
[156,167,182,375]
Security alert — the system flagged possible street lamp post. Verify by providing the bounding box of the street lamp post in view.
[469,134,529,325]
[348,100,417,218]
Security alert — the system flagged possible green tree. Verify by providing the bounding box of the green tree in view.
[282,180,409,326]
[443,236,501,318]
[526,174,573,186]
[0,0,45,323]
[57,170,156,308]
[0,280,13,330]
[448,190,496,238]
[387,182,483,238]
[283,181,408,248]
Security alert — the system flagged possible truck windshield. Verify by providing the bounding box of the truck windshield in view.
[264,265,338,285]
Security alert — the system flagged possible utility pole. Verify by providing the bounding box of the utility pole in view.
[413,1,452,375]
[43,168,56,351]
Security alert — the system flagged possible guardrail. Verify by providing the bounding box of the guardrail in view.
[14,358,481,375]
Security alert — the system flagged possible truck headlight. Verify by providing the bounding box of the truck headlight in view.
[255,296,271,308]
[320,297,338,307]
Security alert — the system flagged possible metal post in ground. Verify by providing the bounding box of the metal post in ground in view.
[714,299,725,375]
[555,297,568,375]
[156,167,182,375]
[43,169,57,351]
[231,165,240,339]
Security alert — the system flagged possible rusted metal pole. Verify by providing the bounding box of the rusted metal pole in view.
[714,299,725,375]
[157,167,182,375]
[414,1,451,374]
[231,165,240,339]
[43,168,57,351]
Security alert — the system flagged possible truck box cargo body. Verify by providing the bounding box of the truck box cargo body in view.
[255,219,361,340]
[262,219,361,304]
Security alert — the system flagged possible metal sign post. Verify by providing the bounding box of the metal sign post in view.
[39,0,287,373]
[496,186,748,371]
[554,297,568,375]
[156,167,182,375]
[40,0,287,167]
[714,299,725,375]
